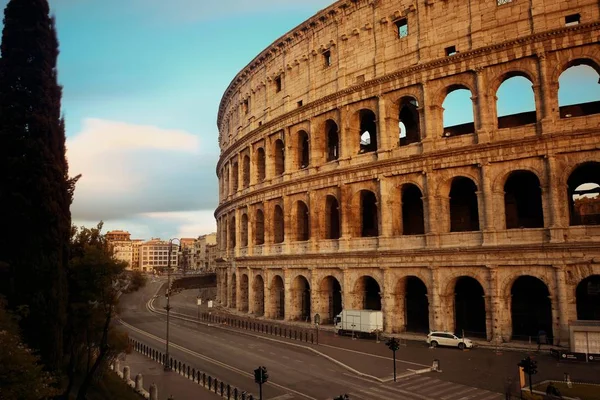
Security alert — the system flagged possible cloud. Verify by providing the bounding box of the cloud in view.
[68,118,218,222]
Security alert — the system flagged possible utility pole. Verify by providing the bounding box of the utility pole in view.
[386,337,400,382]
[254,366,268,400]
[164,238,181,371]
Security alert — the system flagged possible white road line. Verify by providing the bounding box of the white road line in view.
[319,343,431,368]
[441,386,478,399]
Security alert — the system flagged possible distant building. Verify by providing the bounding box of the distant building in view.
[196,233,217,272]
[106,230,133,270]
[139,238,178,272]
[131,239,144,270]
[179,238,197,273]
[106,230,131,242]
[206,243,218,273]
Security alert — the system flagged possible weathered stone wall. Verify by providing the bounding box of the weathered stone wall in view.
[214,0,600,345]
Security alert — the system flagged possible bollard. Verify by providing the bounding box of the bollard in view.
[234,388,238,399]
[149,383,158,400]
[227,384,231,399]
[114,359,120,373]
[135,373,143,391]
[214,378,218,393]
[220,381,224,395]
[432,359,441,372]
[123,366,131,381]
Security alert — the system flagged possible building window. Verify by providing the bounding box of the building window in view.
[565,13,581,26]
[445,45,457,56]
[395,18,408,38]
[497,0,512,5]
[243,98,249,114]
[323,50,331,67]
[274,76,282,93]
[297,100,303,108]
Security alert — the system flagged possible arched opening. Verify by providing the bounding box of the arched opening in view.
[252,275,265,316]
[240,213,249,247]
[222,219,228,250]
[256,148,266,182]
[240,274,249,312]
[291,276,311,321]
[398,98,420,146]
[504,171,544,229]
[231,162,239,192]
[354,276,381,310]
[576,275,600,320]
[318,276,342,324]
[254,209,265,245]
[454,277,486,338]
[221,168,229,198]
[396,276,429,333]
[230,273,237,309]
[273,205,284,244]
[496,75,537,128]
[449,177,480,232]
[358,109,377,153]
[296,201,309,241]
[270,275,285,320]
[568,162,600,226]
[242,155,250,188]
[442,86,475,137]
[298,131,310,169]
[402,184,424,235]
[274,139,285,176]
[360,190,379,237]
[511,276,553,340]
[229,216,236,248]
[325,195,340,239]
[326,120,339,161]
[559,62,600,118]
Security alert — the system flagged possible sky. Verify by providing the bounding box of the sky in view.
[1,0,597,240]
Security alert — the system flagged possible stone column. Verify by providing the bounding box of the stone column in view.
[554,265,570,346]
[308,191,320,253]
[263,269,271,319]
[546,155,566,239]
[486,266,502,342]
[382,268,395,333]
[537,53,557,133]
[283,268,292,321]
[428,267,443,332]
[341,267,353,310]
[480,163,497,245]
[283,127,293,175]
[420,82,439,152]
[377,96,394,154]
[309,268,320,322]
[379,177,394,237]
[474,67,493,143]
[247,269,255,314]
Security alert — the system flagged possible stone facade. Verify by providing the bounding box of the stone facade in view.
[214,0,600,345]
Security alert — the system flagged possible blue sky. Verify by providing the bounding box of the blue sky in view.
[2,0,597,240]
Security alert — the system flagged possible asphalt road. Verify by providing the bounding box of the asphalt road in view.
[117,278,599,400]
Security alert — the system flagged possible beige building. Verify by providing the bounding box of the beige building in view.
[214,0,600,345]
[196,233,217,272]
[139,238,179,272]
[106,230,134,270]
[131,239,144,270]
[179,238,197,272]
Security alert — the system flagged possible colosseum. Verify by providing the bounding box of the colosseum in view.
[214,0,600,345]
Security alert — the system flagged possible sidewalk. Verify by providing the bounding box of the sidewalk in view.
[118,350,222,400]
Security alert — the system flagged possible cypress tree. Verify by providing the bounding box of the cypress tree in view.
[0,0,74,371]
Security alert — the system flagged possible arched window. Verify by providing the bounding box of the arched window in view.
[326,120,339,161]
[402,184,424,235]
[325,195,340,239]
[256,148,266,182]
[241,213,249,247]
[274,139,285,176]
[568,162,600,225]
[222,167,229,197]
[511,276,553,340]
[296,201,309,241]
[231,161,239,192]
[358,109,377,153]
[559,61,600,118]
[398,98,420,146]
[273,204,284,243]
[242,155,250,188]
[442,86,474,137]
[449,177,480,232]
[229,216,236,248]
[354,276,381,310]
[504,171,544,228]
[298,131,309,169]
[576,275,600,320]
[254,209,265,245]
[360,190,378,237]
[496,75,537,128]
[454,277,486,338]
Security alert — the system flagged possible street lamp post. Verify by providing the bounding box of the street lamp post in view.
[164,238,181,371]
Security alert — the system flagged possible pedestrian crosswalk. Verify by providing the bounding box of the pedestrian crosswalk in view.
[344,375,504,400]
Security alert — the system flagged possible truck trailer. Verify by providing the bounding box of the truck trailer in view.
[334,310,383,336]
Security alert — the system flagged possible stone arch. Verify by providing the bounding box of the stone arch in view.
[556,57,600,118]
[317,275,343,324]
[254,208,265,245]
[290,275,311,321]
[504,170,544,229]
[242,154,250,188]
[240,274,249,312]
[495,73,537,128]
[357,108,378,153]
[231,160,239,192]
[449,176,480,232]
[567,161,600,226]
[274,139,285,175]
[256,147,266,182]
[576,275,600,320]
[240,213,249,247]
[398,96,420,146]
[297,130,310,169]
[352,275,382,311]
[360,190,379,237]
[401,183,424,235]
[325,195,341,239]
[230,273,237,309]
[452,276,487,338]
[228,216,236,248]
[252,274,265,317]
[295,200,310,241]
[394,275,429,333]
[510,275,553,341]
[269,275,285,320]
[273,204,285,243]
[441,84,475,137]
[325,119,339,161]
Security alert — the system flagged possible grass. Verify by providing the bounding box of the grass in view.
[525,381,600,400]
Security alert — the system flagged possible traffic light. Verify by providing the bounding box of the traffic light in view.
[518,357,538,376]
[386,337,400,352]
[254,366,268,384]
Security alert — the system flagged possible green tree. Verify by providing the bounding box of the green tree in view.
[0,0,78,371]
[63,223,129,399]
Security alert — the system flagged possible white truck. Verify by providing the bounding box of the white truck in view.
[334,310,383,336]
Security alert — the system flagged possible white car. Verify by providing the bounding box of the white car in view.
[426,331,474,349]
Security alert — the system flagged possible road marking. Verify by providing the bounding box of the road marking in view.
[118,319,316,400]
[441,386,478,399]
[319,343,430,368]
